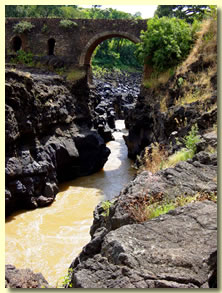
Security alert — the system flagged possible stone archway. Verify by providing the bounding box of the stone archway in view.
[79,31,140,66]
[11,36,22,52]
[79,31,140,83]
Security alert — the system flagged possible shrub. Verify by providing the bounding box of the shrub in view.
[59,19,78,29]
[11,50,33,66]
[136,16,193,72]
[163,124,201,168]
[183,124,201,154]
[13,21,34,34]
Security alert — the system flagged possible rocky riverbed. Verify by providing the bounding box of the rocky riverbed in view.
[88,71,141,142]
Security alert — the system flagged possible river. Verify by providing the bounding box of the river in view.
[5,120,135,287]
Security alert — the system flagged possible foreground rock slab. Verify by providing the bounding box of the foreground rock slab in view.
[70,200,217,288]
[5,265,49,288]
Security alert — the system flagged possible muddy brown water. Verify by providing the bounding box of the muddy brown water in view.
[5,120,135,286]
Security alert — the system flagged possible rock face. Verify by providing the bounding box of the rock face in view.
[69,201,217,288]
[5,265,49,288]
[124,94,217,159]
[5,65,110,216]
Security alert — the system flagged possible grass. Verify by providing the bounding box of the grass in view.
[141,143,168,174]
[128,191,217,223]
[137,145,193,174]
[177,19,216,76]
[143,68,175,89]
[55,67,86,82]
[66,68,86,82]
[158,18,217,112]
[175,66,216,107]
[138,124,201,173]
[162,148,194,169]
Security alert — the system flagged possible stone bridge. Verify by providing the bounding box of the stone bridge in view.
[5,18,147,77]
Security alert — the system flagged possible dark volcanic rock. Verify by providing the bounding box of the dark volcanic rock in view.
[5,66,110,216]
[69,201,217,288]
[88,72,141,142]
[67,146,217,288]
[124,95,217,159]
[5,264,49,288]
[85,149,217,241]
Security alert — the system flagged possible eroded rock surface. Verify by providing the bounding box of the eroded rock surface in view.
[88,148,217,238]
[5,265,49,288]
[70,201,217,288]
[5,66,110,216]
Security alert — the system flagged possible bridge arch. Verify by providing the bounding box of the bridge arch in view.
[79,31,140,66]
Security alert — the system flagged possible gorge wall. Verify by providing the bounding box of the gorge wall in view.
[5,65,110,216]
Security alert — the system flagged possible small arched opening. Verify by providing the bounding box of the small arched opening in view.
[12,36,22,52]
[48,38,56,55]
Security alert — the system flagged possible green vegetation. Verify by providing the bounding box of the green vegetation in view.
[66,68,86,82]
[55,67,86,82]
[183,124,201,154]
[143,68,175,89]
[92,38,142,72]
[41,24,48,33]
[13,21,34,34]
[136,16,193,72]
[56,268,73,288]
[6,5,142,73]
[101,200,114,217]
[129,191,217,223]
[155,5,212,24]
[148,192,217,220]
[162,124,201,169]
[11,50,34,66]
[138,124,201,174]
[59,19,78,29]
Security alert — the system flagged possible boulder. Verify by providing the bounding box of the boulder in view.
[69,201,217,288]
[5,265,49,288]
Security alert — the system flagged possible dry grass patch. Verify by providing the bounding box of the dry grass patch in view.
[128,191,217,223]
[143,68,175,89]
[175,65,216,106]
[138,143,168,174]
[66,68,86,82]
[177,19,216,75]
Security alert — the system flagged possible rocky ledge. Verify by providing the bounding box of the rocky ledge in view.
[69,201,217,288]
[5,265,49,288]
[67,134,217,288]
[5,65,110,216]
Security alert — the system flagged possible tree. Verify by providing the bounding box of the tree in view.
[136,16,193,72]
[155,5,210,23]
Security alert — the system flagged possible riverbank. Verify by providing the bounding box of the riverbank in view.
[5,120,135,286]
